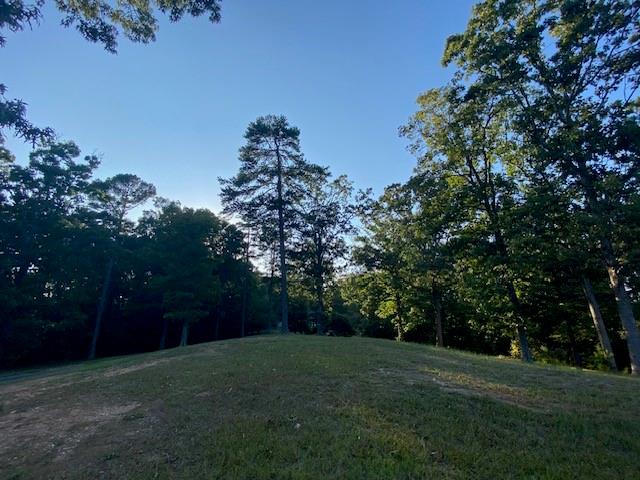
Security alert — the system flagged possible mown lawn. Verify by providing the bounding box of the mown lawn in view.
[1,335,638,479]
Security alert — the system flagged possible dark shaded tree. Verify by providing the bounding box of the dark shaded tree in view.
[0,142,99,366]
[87,174,156,359]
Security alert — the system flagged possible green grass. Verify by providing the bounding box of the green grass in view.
[1,335,638,479]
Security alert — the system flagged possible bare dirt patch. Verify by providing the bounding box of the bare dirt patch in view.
[0,400,141,463]
[0,360,165,409]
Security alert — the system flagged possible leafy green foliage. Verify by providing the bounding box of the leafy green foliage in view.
[345,1,639,370]
[439,0,640,371]
[1,0,222,52]
[291,172,356,333]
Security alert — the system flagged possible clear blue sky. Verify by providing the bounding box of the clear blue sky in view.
[4,1,476,213]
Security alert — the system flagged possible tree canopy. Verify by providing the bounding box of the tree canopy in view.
[1,0,222,52]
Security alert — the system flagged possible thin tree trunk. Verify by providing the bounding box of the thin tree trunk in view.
[581,276,617,371]
[396,323,403,341]
[433,285,444,348]
[601,238,640,374]
[240,276,247,338]
[394,288,404,341]
[314,234,326,335]
[493,228,533,363]
[468,154,533,362]
[240,229,250,338]
[88,257,114,360]
[267,247,275,315]
[179,322,189,347]
[305,300,311,331]
[505,281,534,362]
[159,316,169,350]
[277,202,289,333]
[316,293,326,335]
[275,145,288,333]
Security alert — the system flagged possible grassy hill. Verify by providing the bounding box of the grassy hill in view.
[1,335,638,479]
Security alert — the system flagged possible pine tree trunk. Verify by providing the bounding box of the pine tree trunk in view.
[581,276,617,371]
[240,232,250,338]
[240,227,251,337]
[433,286,444,348]
[88,257,114,360]
[240,277,247,338]
[277,200,289,334]
[267,253,275,314]
[159,316,169,350]
[180,322,189,347]
[275,145,289,333]
[313,234,326,335]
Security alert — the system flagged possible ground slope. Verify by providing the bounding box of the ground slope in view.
[1,335,638,479]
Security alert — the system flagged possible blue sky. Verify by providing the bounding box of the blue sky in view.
[4,0,476,213]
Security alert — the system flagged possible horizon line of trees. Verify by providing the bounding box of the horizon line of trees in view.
[0,125,364,368]
[0,144,272,367]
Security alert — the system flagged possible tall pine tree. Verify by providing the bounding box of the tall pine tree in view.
[220,115,324,332]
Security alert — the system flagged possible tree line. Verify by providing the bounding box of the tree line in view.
[1,0,639,374]
[348,0,640,373]
[0,144,258,366]
[0,119,360,367]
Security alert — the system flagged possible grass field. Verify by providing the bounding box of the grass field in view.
[1,335,639,479]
